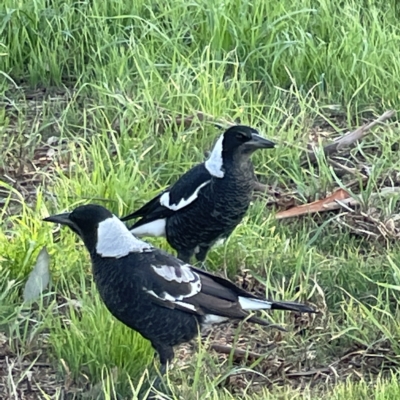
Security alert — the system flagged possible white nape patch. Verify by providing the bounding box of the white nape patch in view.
[96,216,152,258]
[130,218,166,237]
[238,296,272,311]
[160,181,210,211]
[205,134,225,178]
[203,314,229,325]
[151,264,197,284]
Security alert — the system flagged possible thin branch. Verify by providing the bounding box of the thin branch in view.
[210,343,266,361]
[253,180,269,193]
[284,367,331,378]
[302,110,395,167]
[327,159,368,179]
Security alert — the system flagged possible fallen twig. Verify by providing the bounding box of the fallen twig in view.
[284,368,331,378]
[210,343,265,361]
[327,158,368,179]
[253,181,270,193]
[302,110,395,167]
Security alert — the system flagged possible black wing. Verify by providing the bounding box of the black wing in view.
[120,191,165,222]
[121,163,212,229]
[139,250,205,314]
[140,250,315,324]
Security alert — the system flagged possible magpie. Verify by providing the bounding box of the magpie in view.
[44,204,316,379]
[121,125,276,265]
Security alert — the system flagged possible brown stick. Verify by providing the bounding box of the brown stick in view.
[210,343,265,361]
[284,368,331,377]
[302,110,395,167]
[253,181,270,193]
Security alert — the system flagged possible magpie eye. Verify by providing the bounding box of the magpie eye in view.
[236,133,246,140]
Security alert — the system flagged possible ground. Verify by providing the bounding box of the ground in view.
[1,1,400,399]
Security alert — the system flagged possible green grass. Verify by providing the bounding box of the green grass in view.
[1,0,400,398]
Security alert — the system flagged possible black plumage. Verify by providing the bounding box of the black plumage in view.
[44,204,316,377]
[121,125,276,264]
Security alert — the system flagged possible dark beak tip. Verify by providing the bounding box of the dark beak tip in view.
[43,213,71,225]
[267,141,276,149]
[249,134,276,149]
[258,139,276,149]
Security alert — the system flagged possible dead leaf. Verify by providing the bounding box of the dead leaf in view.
[275,188,351,219]
[23,247,51,302]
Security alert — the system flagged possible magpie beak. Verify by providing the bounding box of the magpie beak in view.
[243,133,276,150]
[43,212,78,230]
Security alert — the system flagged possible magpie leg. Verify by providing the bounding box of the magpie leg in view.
[195,245,210,269]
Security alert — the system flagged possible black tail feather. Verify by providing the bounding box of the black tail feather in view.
[270,300,317,314]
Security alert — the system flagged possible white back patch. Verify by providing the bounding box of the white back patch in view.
[130,218,166,237]
[238,296,272,311]
[160,180,211,211]
[205,134,225,178]
[96,216,152,258]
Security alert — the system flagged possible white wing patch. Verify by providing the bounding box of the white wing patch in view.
[144,264,202,311]
[159,180,210,211]
[130,218,166,237]
[205,133,225,178]
[145,288,198,312]
[238,296,272,311]
[175,301,196,311]
[96,216,152,258]
[151,264,198,284]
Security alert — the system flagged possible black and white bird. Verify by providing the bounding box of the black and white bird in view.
[121,125,276,265]
[44,204,316,378]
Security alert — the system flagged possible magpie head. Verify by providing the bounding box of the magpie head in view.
[222,125,275,154]
[205,125,275,177]
[44,204,113,239]
[44,204,151,257]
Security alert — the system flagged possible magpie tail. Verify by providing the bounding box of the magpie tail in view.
[120,210,141,222]
[270,300,317,314]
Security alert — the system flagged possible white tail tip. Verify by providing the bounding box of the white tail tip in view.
[238,296,272,311]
